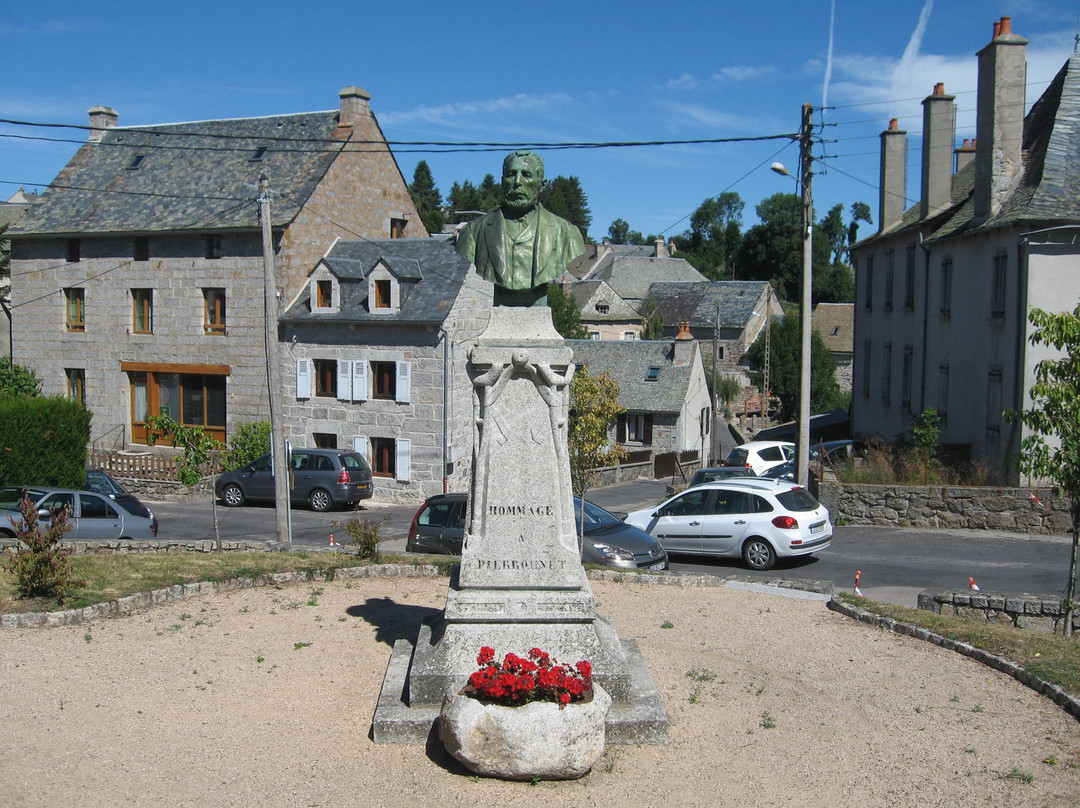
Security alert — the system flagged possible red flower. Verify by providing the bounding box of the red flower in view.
[465,646,592,708]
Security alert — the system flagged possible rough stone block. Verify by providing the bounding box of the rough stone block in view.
[1016,615,1057,634]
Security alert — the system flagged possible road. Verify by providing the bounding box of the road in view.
[147,480,1074,607]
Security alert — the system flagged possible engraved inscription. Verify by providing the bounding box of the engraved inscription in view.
[475,559,569,570]
[488,504,555,517]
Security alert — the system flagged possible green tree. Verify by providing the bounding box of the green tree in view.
[477,173,502,212]
[639,295,665,340]
[1006,305,1080,635]
[407,160,445,235]
[540,175,592,242]
[607,218,644,245]
[226,420,271,470]
[146,414,224,550]
[743,314,840,421]
[0,357,41,397]
[568,366,628,544]
[546,283,587,339]
[447,180,481,223]
[675,192,744,280]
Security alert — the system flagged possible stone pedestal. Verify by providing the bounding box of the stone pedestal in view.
[372,307,667,745]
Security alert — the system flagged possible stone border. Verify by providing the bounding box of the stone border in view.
[828,597,1080,722]
[918,590,1076,635]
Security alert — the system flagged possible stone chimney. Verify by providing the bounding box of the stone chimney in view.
[88,106,118,142]
[955,138,976,172]
[920,82,956,219]
[878,118,907,232]
[974,16,1028,221]
[338,86,371,126]
[654,237,666,258]
[673,321,694,366]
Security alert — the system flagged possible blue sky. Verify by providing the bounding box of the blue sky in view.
[3,1,1078,242]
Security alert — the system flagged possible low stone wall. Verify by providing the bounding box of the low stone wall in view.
[115,476,206,502]
[0,538,280,555]
[918,590,1076,635]
[588,461,654,489]
[817,483,1071,534]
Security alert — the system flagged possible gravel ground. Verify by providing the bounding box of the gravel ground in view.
[2,575,1079,807]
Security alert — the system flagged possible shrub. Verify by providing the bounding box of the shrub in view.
[0,395,91,488]
[3,492,84,603]
[226,420,271,469]
[0,358,41,397]
[331,513,384,561]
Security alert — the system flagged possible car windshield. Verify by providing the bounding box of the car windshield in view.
[574,499,621,533]
[775,488,821,512]
[0,487,46,510]
[339,453,368,471]
[725,449,748,466]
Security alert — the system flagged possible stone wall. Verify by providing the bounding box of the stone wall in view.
[817,482,1071,534]
[918,590,1077,635]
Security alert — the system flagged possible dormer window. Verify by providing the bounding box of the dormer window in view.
[374,279,392,309]
[595,302,609,314]
[367,262,400,314]
[316,280,333,309]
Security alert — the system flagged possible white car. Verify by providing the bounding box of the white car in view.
[724,440,795,475]
[622,478,832,570]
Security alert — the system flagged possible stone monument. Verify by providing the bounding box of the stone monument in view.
[372,154,666,747]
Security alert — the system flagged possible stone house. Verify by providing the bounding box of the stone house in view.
[569,280,644,340]
[279,238,491,504]
[812,302,854,391]
[8,87,424,450]
[851,16,1080,482]
[563,239,705,308]
[568,328,712,459]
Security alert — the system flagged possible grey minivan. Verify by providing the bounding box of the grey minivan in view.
[214,448,373,511]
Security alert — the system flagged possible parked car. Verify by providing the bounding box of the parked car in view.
[760,440,856,482]
[83,468,156,522]
[215,448,373,512]
[723,441,795,475]
[622,478,832,571]
[688,466,756,487]
[406,493,669,571]
[0,486,159,540]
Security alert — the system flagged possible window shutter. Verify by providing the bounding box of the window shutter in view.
[616,415,627,443]
[295,358,311,399]
[395,360,412,404]
[337,360,352,401]
[643,415,654,445]
[353,435,370,465]
[396,438,411,482]
[352,359,368,402]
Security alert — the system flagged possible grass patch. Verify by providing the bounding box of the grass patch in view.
[837,593,1080,696]
[0,551,436,615]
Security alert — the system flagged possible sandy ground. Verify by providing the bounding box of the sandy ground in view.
[2,575,1079,808]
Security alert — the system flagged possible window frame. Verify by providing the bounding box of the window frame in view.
[66,368,85,405]
[939,256,952,317]
[314,359,338,398]
[203,288,226,335]
[65,287,86,332]
[374,279,392,309]
[991,251,1007,321]
[132,288,153,334]
[371,361,396,400]
[126,364,228,444]
[883,250,894,311]
[316,279,333,309]
[863,254,874,310]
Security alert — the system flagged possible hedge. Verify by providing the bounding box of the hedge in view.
[0,395,91,489]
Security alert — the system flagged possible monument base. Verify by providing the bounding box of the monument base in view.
[372,635,669,746]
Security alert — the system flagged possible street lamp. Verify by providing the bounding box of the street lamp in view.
[770,103,814,488]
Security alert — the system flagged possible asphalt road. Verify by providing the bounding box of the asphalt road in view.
[147,479,1075,607]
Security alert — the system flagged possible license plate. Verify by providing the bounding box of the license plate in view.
[810,523,825,534]
[648,562,666,570]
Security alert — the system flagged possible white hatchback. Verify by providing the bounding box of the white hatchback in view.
[622,478,832,570]
[724,440,795,475]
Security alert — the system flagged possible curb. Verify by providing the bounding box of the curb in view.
[828,596,1080,722]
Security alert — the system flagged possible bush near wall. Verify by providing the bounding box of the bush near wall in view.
[0,395,91,488]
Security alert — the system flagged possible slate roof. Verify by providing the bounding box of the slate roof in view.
[12,111,349,236]
[812,303,853,354]
[857,53,1080,249]
[570,280,642,322]
[568,338,693,415]
[282,238,473,326]
[590,255,706,302]
[645,280,770,332]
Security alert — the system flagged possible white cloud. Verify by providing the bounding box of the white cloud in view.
[379,93,577,129]
[711,66,779,83]
[665,74,699,91]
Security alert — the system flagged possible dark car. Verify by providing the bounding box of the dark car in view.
[214,448,373,512]
[0,486,159,540]
[761,440,855,482]
[688,466,756,487]
[406,493,668,571]
[83,468,156,522]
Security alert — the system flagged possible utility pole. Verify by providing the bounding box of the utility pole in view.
[796,104,814,488]
[712,299,720,466]
[259,176,291,544]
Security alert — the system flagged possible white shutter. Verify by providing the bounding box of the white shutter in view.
[295,358,311,399]
[352,359,368,402]
[395,438,410,482]
[395,360,412,404]
[337,360,352,401]
[353,435,370,465]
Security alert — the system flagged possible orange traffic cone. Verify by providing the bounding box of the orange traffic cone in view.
[329,533,339,547]
[854,570,863,598]
[969,577,980,591]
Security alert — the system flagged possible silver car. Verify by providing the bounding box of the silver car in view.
[623,478,832,571]
[0,486,159,540]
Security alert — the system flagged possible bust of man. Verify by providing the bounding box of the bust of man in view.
[455,150,586,305]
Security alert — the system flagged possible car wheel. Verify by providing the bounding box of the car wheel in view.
[742,538,776,571]
[308,489,332,512]
[222,483,245,507]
